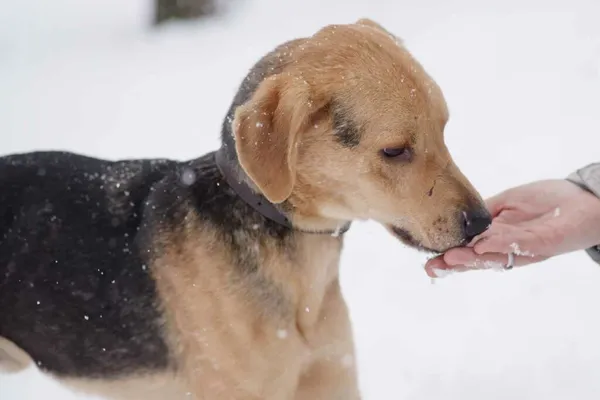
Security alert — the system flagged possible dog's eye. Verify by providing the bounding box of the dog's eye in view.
[381,147,412,161]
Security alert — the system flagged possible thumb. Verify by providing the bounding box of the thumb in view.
[485,191,507,218]
[485,189,512,218]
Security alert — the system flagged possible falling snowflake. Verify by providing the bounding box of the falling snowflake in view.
[180,168,197,186]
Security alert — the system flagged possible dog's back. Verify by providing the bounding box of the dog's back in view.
[0,151,175,378]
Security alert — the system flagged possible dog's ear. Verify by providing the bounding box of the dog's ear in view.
[232,75,317,204]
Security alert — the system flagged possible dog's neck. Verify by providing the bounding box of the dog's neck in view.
[213,138,350,338]
[215,132,351,236]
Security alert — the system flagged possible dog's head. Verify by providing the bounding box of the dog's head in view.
[227,19,490,253]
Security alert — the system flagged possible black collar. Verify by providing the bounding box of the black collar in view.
[214,147,351,236]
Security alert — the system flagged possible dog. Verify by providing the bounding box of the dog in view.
[0,18,491,400]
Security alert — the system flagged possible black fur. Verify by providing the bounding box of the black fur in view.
[0,152,175,378]
[0,38,307,379]
[331,101,361,148]
[148,156,295,319]
[0,150,295,378]
[220,41,290,159]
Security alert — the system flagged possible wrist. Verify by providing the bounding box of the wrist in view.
[586,246,600,263]
[566,163,600,198]
[567,162,600,249]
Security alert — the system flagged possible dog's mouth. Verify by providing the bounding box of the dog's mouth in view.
[389,225,442,255]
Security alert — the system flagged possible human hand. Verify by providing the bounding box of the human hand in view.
[425,179,600,278]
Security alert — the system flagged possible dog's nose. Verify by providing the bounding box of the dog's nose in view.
[461,207,492,243]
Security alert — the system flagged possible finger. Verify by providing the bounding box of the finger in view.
[465,219,514,247]
[443,246,485,266]
[484,190,511,218]
[425,237,547,279]
[464,195,520,246]
[445,249,545,270]
[424,249,494,278]
[492,208,527,225]
[441,247,507,270]
[468,221,530,250]
[473,228,540,257]
[424,255,452,278]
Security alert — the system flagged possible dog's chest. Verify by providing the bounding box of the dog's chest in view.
[292,235,344,337]
[152,229,348,397]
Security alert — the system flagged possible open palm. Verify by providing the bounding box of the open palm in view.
[425,179,600,277]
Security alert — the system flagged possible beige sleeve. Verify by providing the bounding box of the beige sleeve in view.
[567,163,600,264]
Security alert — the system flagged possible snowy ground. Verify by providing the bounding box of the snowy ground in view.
[2,0,600,398]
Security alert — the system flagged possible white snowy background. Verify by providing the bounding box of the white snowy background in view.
[2,0,600,398]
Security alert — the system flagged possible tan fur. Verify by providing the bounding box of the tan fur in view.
[146,20,485,399]
[150,212,359,399]
[234,74,324,204]
[234,19,484,248]
[0,336,32,373]
[2,19,487,400]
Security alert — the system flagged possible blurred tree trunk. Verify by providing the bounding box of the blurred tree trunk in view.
[154,0,219,25]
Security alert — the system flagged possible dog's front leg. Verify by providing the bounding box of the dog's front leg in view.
[0,336,32,373]
[293,281,362,400]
